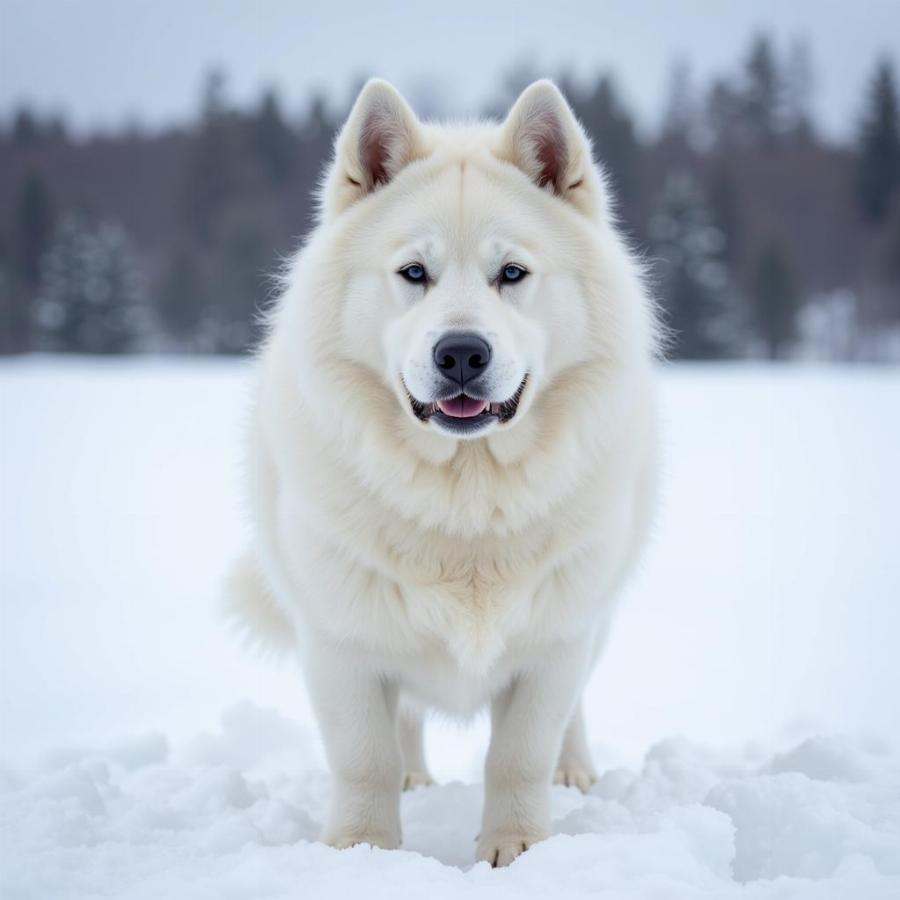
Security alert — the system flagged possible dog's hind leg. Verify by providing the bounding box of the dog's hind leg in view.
[553,701,598,793]
[398,708,434,790]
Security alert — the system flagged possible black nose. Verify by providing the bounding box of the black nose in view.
[433,332,492,386]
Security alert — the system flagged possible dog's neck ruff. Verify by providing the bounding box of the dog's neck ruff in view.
[277,336,638,540]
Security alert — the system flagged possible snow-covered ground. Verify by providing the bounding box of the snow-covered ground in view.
[1,358,899,898]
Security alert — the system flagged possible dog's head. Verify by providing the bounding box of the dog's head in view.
[289,79,646,455]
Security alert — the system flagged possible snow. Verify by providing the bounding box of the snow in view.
[1,358,899,898]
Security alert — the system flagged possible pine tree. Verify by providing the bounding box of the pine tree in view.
[0,234,30,352]
[890,211,900,284]
[753,241,800,359]
[566,74,640,226]
[857,59,900,224]
[183,69,239,242]
[83,222,149,352]
[650,173,743,359]
[301,95,332,144]
[705,78,743,147]
[295,95,338,222]
[33,215,89,350]
[252,89,296,185]
[783,38,815,140]
[11,108,39,147]
[208,213,271,353]
[14,173,54,286]
[159,247,206,346]
[742,33,785,145]
[9,107,68,147]
[709,168,742,268]
[878,209,900,327]
[661,60,698,148]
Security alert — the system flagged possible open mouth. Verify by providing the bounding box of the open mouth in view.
[405,376,528,432]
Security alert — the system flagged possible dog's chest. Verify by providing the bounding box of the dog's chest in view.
[364,512,591,673]
[274,429,623,677]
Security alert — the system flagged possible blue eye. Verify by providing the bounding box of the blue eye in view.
[399,263,427,284]
[500,264,528,284]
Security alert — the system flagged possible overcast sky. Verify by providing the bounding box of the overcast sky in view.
[2,0,898,138]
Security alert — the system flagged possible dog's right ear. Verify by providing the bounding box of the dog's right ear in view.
[321,79,427,219]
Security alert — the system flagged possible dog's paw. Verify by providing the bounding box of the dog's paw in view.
[553,762,597,793]
[322,826,401,851]
[476,830,547,867]
[402,770,435,791]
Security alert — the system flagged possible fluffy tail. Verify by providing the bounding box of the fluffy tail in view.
[223,551,297,658]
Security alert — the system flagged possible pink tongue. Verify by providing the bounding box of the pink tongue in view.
[437,395,488,418]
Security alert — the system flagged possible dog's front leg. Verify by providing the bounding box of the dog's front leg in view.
[477,642,590,867]
[303,642,403,850]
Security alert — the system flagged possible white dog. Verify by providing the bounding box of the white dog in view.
[229,78,658,867]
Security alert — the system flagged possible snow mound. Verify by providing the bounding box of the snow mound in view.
[2,703,899,899]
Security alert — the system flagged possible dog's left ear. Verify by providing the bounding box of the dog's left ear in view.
[495,80,601,218]
[321,79,428,219]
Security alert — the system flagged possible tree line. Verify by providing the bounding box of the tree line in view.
[1,34,898,360]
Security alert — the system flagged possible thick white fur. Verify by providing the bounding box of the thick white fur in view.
[230,79,658,867]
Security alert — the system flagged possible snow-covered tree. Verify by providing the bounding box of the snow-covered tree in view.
[35,216,148,353]
[33,215,89,350]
